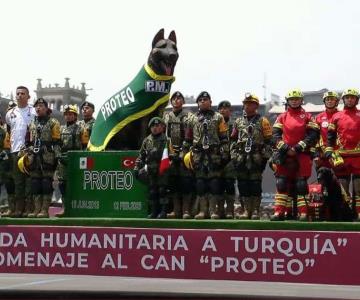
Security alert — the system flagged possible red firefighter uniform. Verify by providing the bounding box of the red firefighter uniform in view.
[315,109,338,169]
[327,89,360,216]
[272,90,319,220]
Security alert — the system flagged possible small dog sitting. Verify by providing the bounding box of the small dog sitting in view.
[316,167,353,221]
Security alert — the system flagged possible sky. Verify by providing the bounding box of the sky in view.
[0,0,360,109]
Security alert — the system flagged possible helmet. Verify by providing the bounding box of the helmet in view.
[63,104,78,114]
[341,88,359,99]
[18,155,29,175]
[7,100,16,111]
[183,151,194,170]
[323,91,339,100]
[286,89,303,100]
[243,93,259,105]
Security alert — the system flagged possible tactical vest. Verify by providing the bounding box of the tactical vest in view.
[29,117,60,147]
[141,133,167,174]
[27,117,60,170]
[191,110,223,149]
[60,123,83,152]
[164,110,188,149]
[79,118,95,137]
[233,114,266,152]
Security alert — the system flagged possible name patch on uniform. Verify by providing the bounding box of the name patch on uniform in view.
[145,80,171,93]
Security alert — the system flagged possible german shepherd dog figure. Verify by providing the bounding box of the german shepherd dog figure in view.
[106,29,178,150]
[317,167,353,221]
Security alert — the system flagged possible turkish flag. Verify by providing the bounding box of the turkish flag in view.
[122,157,136,169]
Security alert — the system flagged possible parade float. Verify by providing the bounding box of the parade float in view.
[1,29,360,288]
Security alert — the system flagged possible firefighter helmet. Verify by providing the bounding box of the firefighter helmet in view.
[17,155,29,175]
[323,91,339,108]
[243,93,259,105]
[286,89,303,100]
[63,104,78,114]
[341,88,359,99]
[323,91,339,100]
[183,151,194,170]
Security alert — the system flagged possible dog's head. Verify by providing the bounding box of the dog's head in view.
[147,28,178,76]
[317,167,336,186]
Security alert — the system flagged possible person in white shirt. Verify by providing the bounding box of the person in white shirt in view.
[4,86,36,217]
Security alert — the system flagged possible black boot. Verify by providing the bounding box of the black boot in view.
[147,201,158,219]
[157,204,167,219]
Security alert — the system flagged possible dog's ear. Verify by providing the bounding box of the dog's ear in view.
[168,30,177,44]
[152,28,165,48]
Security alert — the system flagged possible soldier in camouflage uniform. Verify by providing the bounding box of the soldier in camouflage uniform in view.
[24,98,61,218]
[185,91,229,219]
[57,105,89,215]
[134,117,172,219]
[164,91,194,219]
[217,100,236,219]
[1,102,17,216]
[79,101,95,149]
[230,93,272,219]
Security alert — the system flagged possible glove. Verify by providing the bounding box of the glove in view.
[324,150,333,159]
[293,144,303,153]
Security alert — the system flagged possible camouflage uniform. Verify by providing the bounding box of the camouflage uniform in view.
[57,107,89,203]
[1,102,17,217]
[23,112,60,218]
[0,126,15,214]
[230,107,272,219]
[78,118,95,149]
[185,92,229,219]
[164,107,194,219]
[217,101,236,219]
[134,117,171,219]
[79,101,95,150]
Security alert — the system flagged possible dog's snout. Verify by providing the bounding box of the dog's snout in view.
[169,52,178,62]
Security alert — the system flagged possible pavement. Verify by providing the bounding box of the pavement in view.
[0,273,359,299]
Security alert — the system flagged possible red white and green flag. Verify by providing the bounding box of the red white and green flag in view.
[159,144,170,175]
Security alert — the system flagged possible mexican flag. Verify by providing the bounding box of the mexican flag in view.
[79,157,94,170]
[88,64,175,151]
[159,144,170,176]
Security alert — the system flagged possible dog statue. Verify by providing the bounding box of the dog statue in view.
[89,29,178,151]
[316,167,353,221]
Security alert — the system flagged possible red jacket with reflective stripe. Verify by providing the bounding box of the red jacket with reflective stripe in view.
[329,107,360,155]
[274,107,314,146]
[315,109,338,152]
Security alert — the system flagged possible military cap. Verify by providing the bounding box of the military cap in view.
[217,100,231,109]
[34,98,48,107]
[80,101,95,110]
[148,117,165,128]
[196,91,211,102]
[170,91,185,101]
